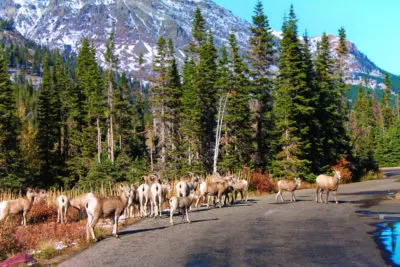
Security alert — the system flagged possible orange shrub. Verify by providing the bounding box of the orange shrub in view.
[332,154,353,183]
[28,203,58,224]
[249,169,276,194]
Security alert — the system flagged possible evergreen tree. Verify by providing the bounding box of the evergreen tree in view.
[314,33,350,172]
[381,72,394,131]
[189,7,206,58]
[219,31,252,172]
[36,54,59,186]
[272,6,311,179]
[247,0,276,169]
[196,31,218,172]
[0,55,24,188]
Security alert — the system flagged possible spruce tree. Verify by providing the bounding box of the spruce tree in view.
[36,54,58,186]
[272,6,311,179]
[0,55,24,188]
[196,31,218,172]
[219,31,252,172]
[314,33,350,172]
[247,0,276,169]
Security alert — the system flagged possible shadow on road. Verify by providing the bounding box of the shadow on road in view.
[119,226,168,236]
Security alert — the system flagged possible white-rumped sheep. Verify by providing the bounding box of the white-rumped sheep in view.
[0,188,37,226]
[70,193,94,220]
[169,193,199,225]
[276,177,302,202]
[150,182,162,217]
[176,180,189,197]
[56,195,69,224]
[232,178,249,203]
[85,185,132,241]
[138,183,150,217]
[315,170,342,204]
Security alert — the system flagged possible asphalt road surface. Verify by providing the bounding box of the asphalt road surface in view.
[60,168,400,267]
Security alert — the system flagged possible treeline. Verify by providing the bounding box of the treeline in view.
[0,3,399,189]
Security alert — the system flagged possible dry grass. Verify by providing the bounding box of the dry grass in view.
[0,184,138,263]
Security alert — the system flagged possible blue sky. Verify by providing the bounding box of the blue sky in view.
[214,0,400,75]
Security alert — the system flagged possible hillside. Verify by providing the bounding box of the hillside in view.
[0,0,397,94]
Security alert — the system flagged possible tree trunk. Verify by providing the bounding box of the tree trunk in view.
[97,117,101,163]
[213,95,228,173]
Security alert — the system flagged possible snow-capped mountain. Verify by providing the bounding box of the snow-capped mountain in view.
[0,0,395,92]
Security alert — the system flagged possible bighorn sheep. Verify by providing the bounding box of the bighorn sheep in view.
[85,185,132,241]
[276,177,302,202]
[0,188,37,226]
[169,193,199,225]
[125,184,139,218]
[70,193,94,220]
[138,183,150,217]
[232,178,249,203]
[315,170,342,204]
[34,189,48,204]
[56,195,69,224]
[196,181,234,208]
[150,182,162,217]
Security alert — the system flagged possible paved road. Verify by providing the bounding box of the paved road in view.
[60,169,400,267]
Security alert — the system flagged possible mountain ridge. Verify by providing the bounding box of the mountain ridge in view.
[0,0,397,93]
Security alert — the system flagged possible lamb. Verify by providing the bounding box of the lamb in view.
[276,177,302,202]
[56,195,69,224]
[150,182,163,217]
[0,188,37,226]
[138,183,150,217]
[85,184,132,241]
[169,193,199,225]
[315,170,342,204]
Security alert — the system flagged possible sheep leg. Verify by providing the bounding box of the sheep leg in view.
[334,191,338,204]
[186,208,191,224]
[22,210,27,226]
[276,191,281,202]
[325,191,329,204]
[280,191,285,202]
[112,212,120,238]
[292,192,296,202]
[64,206,68,223]
[88,214,100,241]
[57,208,61,223]
[315,187,320,203]
[170,207,175,225]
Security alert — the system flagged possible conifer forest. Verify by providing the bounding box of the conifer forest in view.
[0,4,399,190]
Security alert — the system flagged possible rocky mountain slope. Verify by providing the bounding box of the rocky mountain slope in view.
[0,0,396,93]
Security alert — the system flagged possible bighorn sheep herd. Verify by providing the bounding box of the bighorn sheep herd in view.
[0,169,345,242]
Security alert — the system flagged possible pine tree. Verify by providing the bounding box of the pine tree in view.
[0,55,24,188]
[219,31,252,172]
[189,7,206,59]
[180,57,201,172]
[272,6,311,179]
[196,31,218,172]
[247,0,276,169]
[36,54,59,186]
[314,33,350,172]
